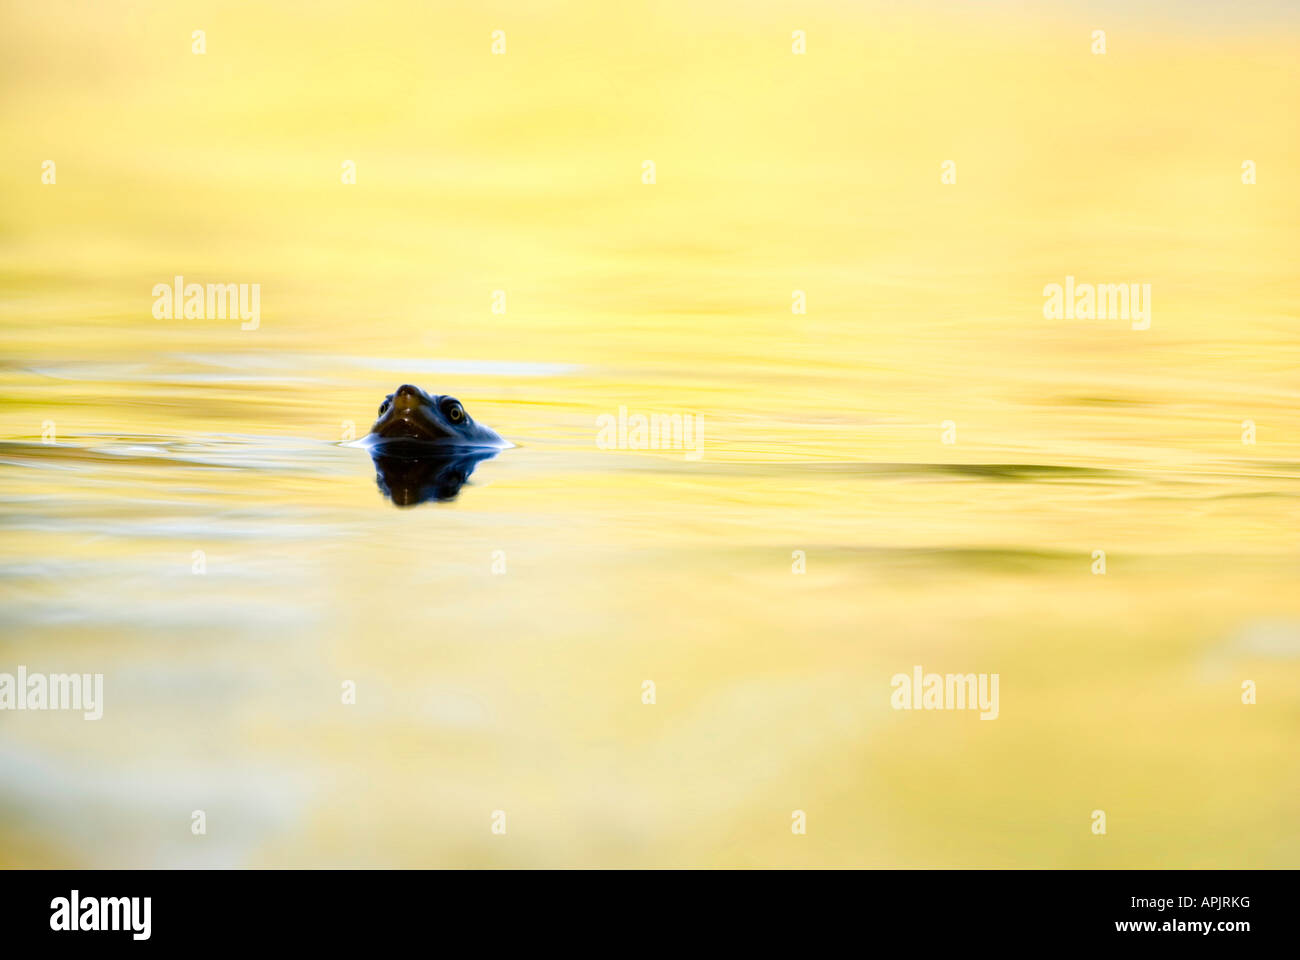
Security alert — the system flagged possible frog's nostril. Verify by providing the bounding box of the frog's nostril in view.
[395,384,419,397]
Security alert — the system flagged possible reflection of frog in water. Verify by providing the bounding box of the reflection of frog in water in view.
[365,385,509,506]
[371,450,500,506]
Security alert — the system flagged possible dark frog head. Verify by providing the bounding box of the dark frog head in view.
[368,384,507,450]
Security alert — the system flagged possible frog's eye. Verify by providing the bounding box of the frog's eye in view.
[445,401,465,423]
[378,398,391,416]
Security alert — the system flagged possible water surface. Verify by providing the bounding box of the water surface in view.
[1,0,1297,867]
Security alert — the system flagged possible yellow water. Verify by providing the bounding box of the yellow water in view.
[1,1,1297,867]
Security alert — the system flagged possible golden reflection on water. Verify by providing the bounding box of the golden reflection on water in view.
[1,1,1297,866]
